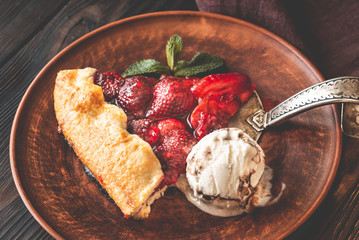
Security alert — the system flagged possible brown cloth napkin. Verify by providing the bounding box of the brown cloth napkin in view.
[195,0,359,78]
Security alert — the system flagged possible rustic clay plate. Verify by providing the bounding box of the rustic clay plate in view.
[10,11,341,239]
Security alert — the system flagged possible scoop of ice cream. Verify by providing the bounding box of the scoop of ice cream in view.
[176,128,284,217]
[186,128,265,201]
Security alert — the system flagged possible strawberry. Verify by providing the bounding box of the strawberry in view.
[191,95,240,123]
[192,113,227,140]
[94,71,124,101]
[189,73,255,139]
[159,74,200,88]
[146,77,197,119]
[191,72,255,103]
[156,167,180,190]
[154,129,198,186]
[189,94,240,139]
[127,119,160,147]
[157,118,186,136]
[117,76,157,119]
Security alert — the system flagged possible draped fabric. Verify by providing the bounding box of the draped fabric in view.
[196,0,359,78]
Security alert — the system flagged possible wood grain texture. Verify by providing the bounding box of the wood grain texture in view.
[1,0,358,239]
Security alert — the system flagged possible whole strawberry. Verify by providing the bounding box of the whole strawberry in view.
[127,119,160,147]
[146,76,197,119]
[154,129,198,187]
[157,118,186,136]
[94,72,124,101]
[159,74,199,88]
[117,76,157,119]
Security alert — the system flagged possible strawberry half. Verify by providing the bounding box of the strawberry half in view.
[191,72,255,103]
[190,94,241,139]
[191,95,240,123]
[154,129,198,187]
[189,73,255,139]
[117,76,157,120]
[146,76,197,119]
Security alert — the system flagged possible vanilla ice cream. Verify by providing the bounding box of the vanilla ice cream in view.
[176,128,284,217]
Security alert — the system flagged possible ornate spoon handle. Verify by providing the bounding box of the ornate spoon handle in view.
[247,76,359,131]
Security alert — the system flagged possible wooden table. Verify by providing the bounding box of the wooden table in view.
[1,0,358,239]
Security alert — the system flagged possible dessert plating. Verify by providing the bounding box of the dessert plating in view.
[53,34,283,219]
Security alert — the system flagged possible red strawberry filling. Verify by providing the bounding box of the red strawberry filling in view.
[94,72,255,187]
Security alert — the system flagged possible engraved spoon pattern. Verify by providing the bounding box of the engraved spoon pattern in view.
[244,76,359,139]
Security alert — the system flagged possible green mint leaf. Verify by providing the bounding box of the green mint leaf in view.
[122,59,170,77]
[174,52,225,76]
[166,34,183,71]
[175,60,189,69]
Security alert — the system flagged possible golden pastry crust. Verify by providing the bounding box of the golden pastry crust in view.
[54,68,163,218]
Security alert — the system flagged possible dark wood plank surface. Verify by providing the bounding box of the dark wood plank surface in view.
[0,0,358,239]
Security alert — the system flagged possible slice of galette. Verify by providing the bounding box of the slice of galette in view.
[54,67,164,219]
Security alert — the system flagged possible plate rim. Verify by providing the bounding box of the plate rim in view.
[9,10,342,240]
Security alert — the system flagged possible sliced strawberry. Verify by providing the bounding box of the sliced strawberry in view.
[190,95,240,125]
[157,118,186,136]
[192,113,227,140]
[94,71,124,101]
[154,129,198,186]
[191,72,255,103]
[189,73,255,139]
[190,94,240,139]
[127,119,160,147]
[117,76,157,119]
[146,77,197,119]
[190,94,240,133]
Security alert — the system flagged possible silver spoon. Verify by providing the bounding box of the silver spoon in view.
[229,76,359,140]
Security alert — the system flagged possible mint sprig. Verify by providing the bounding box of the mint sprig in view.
[121,35,225,77]
[174,52,225,76]
[166,35,183,71]
[122,59,170,78]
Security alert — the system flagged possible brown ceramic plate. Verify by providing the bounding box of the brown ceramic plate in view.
[10,11,341,239]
